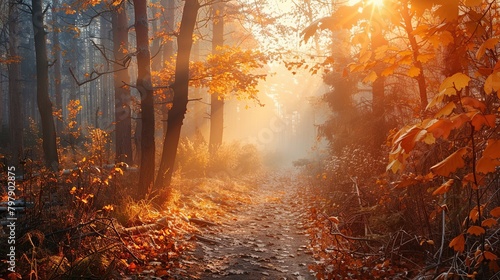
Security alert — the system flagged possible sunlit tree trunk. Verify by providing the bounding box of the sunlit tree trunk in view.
[112,1,133,164]
[401,2,427,111]
[160,0,175,135]
[32,0,59,170]
[133,0,156,197]
[8,1,23,167]
[209,1,224,153]
[156,0,199,189]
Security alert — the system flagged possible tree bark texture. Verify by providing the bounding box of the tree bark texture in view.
[51,0,63,134]
[209,1,224,153]
[8,1,24,166]
[155,0,199,189]
[32,0,59,170]
[133,0,156,197]
[112,1,133,164]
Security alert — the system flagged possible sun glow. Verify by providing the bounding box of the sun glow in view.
[368,0,384,7]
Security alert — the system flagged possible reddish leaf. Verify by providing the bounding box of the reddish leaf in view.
[467,225,485,236]
[483,139,500,158]
[490,207,500,218]
[484,251,498,261]
[449,234,465,252]
[476,156,500,174]
[426,119,453,139]
[481,218,497,228]
[431,148,468,177]
[461,97,486,112]
[471,113,496,130]
[432,179,454,195]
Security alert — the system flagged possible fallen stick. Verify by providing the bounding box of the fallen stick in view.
[189,218,218,227]
[194,234,221,244]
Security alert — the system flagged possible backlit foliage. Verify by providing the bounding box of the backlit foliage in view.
[154,46,267,103]
[301,0,500,278]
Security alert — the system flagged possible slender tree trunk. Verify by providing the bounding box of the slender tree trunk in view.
[209,1,224,153]
[8,1,23,166]
[51,0,63,134]
[160,0,175,135]
[155,0,199,189]
[371,28,386,151]
[133,0,156,197]
[32,0,59,170]
[112,1,133,164]
[402,2,427,111]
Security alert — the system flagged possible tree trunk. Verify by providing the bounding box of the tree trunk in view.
[402,2,427,111]
[112,1,133,164]
[51,0,63,134]
[209,1,224,153]
[133,0,156,197]
[155,0,199,189]
[371,29,386,151]
[160,0,175,135]
[32,0,59,171]
[8,1,23,167]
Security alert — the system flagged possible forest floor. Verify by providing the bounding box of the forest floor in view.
[177,171,316,279]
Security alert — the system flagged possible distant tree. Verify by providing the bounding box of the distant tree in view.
[111,0,133,164]
[209,1,224,153]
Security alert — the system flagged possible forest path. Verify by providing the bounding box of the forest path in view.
[184,172,316,280]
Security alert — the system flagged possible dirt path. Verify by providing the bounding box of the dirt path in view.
[184,173,316,279]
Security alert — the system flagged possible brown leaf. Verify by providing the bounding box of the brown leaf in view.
[490,207,500,218]
[431,148,468,177]
[481,218,497,228]
[449,234,465,252]
[432,179,454,195]
[467,225,485,236]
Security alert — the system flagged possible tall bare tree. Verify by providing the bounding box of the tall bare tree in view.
[32,0,59,170]
[133,0,155,196]
[8,0,23,166]
[155,0,200,189]
[112,0,133,164]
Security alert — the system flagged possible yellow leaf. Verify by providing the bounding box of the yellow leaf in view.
[423,132,436,145]
[476,37,500,60]
[490,207,500,218]
[467,225,485,236]
[484,72,500,95]
[381,64,397,77]
[481,218,497,228]
[387,158,403,173]
[434,102,456,118]
[363,71,378,83]
[432,179,454,195]
[70,187,77,195]
[442,73,471,91]
[407,66,421,77]
[417,53,434,63]
[449,234,465,252]
[431,147,468,177]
